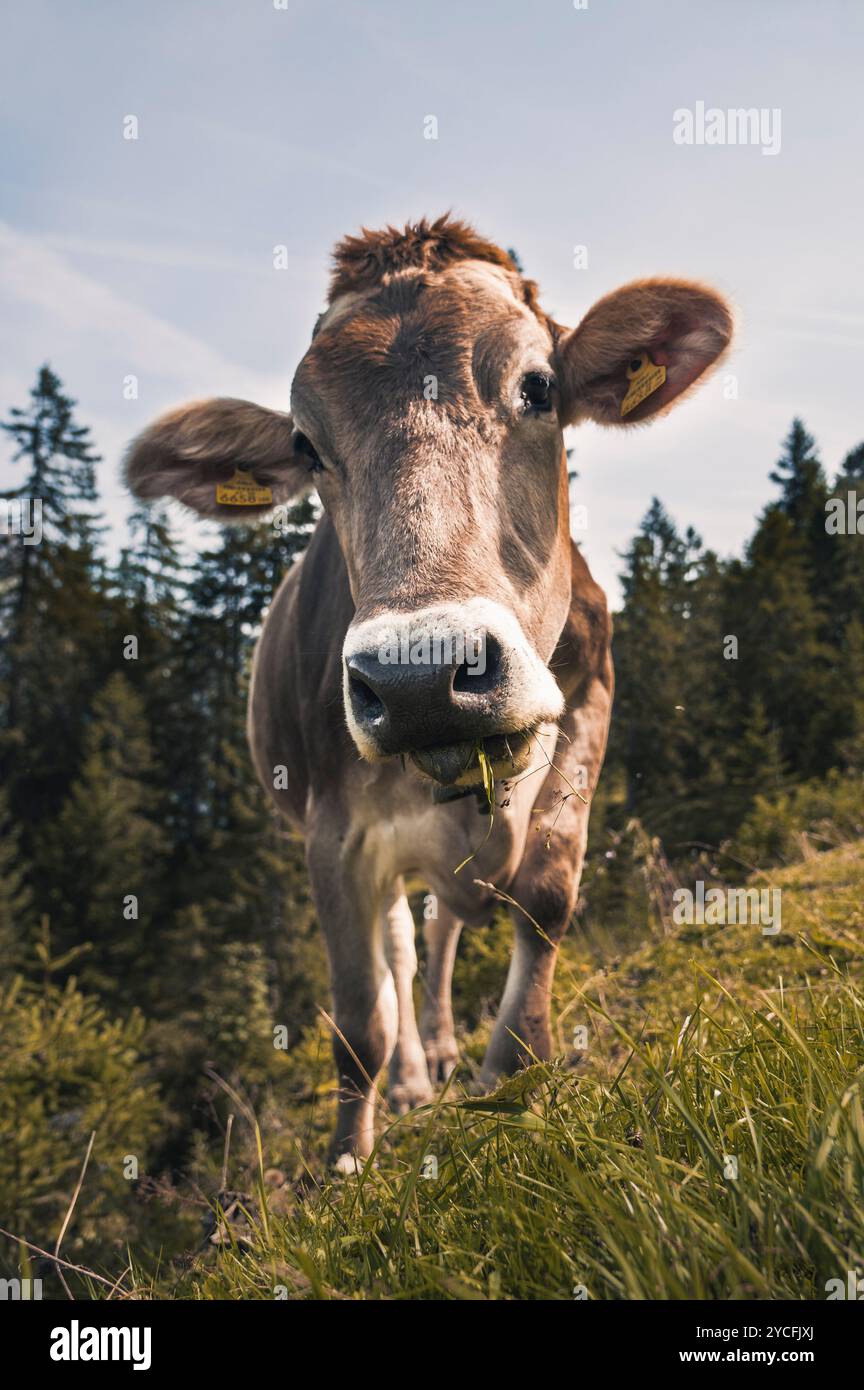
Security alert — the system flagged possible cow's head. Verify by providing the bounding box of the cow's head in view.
[127,217,732,788]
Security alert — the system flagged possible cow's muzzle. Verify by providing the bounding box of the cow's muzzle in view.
[342,600,564,785]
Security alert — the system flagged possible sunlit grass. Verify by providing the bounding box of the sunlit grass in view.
[114,843,864,1301]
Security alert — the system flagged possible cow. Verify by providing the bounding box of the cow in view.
[126,215,732,1169]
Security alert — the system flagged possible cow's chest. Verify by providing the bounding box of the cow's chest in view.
[350,772,538,925]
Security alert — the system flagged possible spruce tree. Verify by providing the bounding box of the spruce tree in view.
[0,366,109,842]
[1,365,102,716]
[731,506,835,778]
[117,498,183,611]
[613,499,707,843]
[768,418,833,595]
[827,442,864,751]
[0,787,33,976]
[37,673,167,1005]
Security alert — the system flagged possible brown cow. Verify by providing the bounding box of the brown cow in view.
[126,216,732,1168]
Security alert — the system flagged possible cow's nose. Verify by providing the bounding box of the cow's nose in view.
[345,632,505,755]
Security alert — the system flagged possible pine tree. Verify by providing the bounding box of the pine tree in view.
[769,419,827,530]
[0,787,33,976]
[0,367,112,847]
[768,418,833,595]
[117,498,183,611]
[827,442,864,747]
[176,508,314,843]
[613,499,708,842]
[113,499,188,851]
[1,366,102,720]
[730,506,835,778]
[37,673,167,1004]
[724,694,787,829]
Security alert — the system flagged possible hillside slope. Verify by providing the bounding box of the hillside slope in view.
[145,841,864,1300]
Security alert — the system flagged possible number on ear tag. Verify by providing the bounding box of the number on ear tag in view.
[215,468,273,506]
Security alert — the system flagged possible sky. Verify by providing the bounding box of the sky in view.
[1,0,862,603]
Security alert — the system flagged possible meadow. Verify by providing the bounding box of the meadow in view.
[130,842,864,1300]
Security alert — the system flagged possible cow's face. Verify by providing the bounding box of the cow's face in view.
[291,261,574,786]
[126,222,732,788]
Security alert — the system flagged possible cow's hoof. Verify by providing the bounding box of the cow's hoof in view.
[423,1035,460,1084]
[466,1071,499,1096]
[330,1151,371,1177]
[388,1076,435,1115]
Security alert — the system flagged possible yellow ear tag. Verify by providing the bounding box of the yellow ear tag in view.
[620,352,667,418]
[215,468,273,506]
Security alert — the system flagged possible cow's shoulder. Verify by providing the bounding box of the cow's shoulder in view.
[249,516,356,826]
[553,541,613,705]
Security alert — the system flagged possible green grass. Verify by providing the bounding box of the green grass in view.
[134,842,864,1300]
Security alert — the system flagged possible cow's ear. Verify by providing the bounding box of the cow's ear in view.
[125,398,308,520]
[556,280,733,428]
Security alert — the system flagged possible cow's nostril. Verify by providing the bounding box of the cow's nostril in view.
[452,633,503,695]
[345,624,518,754]
[349,673,386,722]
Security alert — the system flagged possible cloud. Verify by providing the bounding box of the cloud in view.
[0,220,287,402]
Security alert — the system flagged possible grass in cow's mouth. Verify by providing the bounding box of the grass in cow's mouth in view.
[413,727,587,864]
[453,742,496,875]
[410,727,536,788]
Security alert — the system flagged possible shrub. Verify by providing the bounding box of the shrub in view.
[734,767,864,866]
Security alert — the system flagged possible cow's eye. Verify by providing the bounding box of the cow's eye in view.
[520,372,554,412]
[294,432,323,472]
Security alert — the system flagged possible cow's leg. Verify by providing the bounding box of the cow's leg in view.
[306,829,397,1169]
[479,678,612,1088]
[419,906,463,1083]
[383,879,434,1114]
